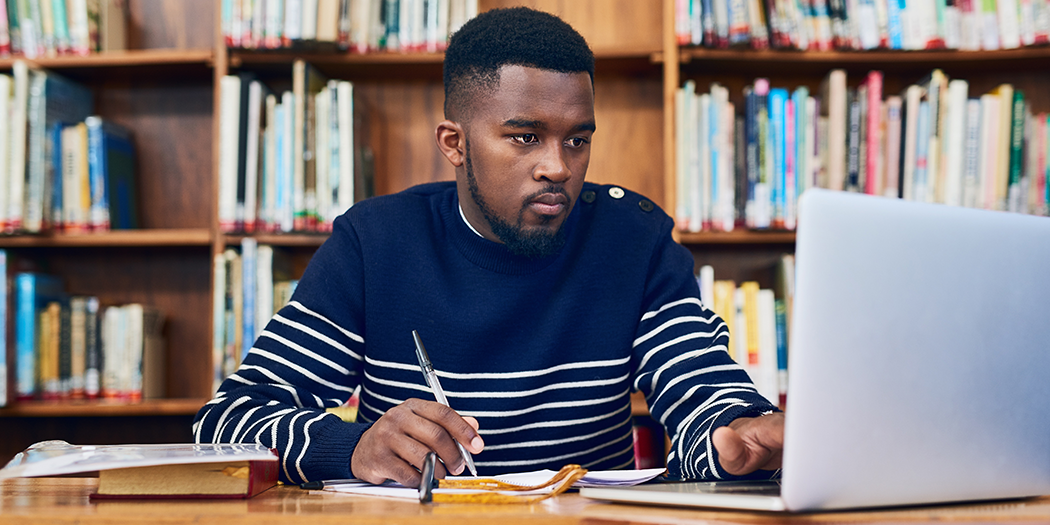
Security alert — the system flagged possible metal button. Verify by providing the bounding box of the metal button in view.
[639,199,654,212]
[609,187,625,199]
[581,190,596,203]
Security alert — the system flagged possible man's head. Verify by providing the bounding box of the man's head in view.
[437,8,596,258]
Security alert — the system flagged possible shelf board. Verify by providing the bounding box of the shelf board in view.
[230,48,661,79]
[0,228,212,248]
[0,398,209,417]
[0,48,215,68]
[224,232,330,247]
[678,46,1050,74]
[676,230,796,245]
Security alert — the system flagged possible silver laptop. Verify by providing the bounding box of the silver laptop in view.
[582,189,1050,512]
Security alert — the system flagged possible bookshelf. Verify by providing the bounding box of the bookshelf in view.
[3,0,1048,467]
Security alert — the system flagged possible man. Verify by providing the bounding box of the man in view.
[194,7,784,487]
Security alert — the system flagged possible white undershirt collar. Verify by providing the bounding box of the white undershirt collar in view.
[459,203,485,238]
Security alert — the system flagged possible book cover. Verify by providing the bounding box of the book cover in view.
[1,442,279,499]
[243,80,265,233]
[218,75,243,232]
[14,272,63,400]
[60,122,88,231]
[95,456,280,500]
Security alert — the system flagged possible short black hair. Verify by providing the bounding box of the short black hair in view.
[443,7,595,119]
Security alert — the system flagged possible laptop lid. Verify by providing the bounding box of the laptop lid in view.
[582,190,1050,512]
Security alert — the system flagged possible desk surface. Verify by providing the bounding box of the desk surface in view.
[4,477,1050,525]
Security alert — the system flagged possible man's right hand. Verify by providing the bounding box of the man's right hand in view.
[351,398,484,486]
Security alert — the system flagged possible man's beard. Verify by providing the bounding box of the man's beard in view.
[464,140,568,259]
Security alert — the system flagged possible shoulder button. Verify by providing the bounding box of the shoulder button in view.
[609,187,625,199]
[581,190,596,203]
[638,199,654,212]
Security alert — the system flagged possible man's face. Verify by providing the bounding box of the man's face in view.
[457,65,595,257]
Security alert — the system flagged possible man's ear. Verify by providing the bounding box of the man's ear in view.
[436,120,466,167]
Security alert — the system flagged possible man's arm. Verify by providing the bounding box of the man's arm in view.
[632,221,782,480]
[193,216,370,485]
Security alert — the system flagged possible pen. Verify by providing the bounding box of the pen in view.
[412,330,478,477]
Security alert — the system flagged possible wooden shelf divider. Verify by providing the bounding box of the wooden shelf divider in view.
[0,398,210,418]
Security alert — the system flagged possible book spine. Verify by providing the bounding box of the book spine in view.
[218,76,241,233]
[744,86,759,229]
[884,96,903,198]
[769,87,787,229]
[846,88,861,192]
[15,273,37,399]
[0,250,6,407]
[83,295,100,398]
[240,237,256,365]
[864,71,883,195]
[85,116,107,229]
[1008,89,1026,213]
[914,100,930,202]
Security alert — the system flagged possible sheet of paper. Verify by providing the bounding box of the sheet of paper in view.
[323,468,666,499]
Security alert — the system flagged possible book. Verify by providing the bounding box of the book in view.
[26,66,94,233]
[0,249,7,406]
[14,272,64,400]
[883,95,903,198]
[86,117,137,229]
[0,442,279,499]
[820,69,847,192]
[943,79,969,206]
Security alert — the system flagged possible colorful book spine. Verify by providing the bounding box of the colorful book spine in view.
[769,87,787,228]
[15,272,64,400]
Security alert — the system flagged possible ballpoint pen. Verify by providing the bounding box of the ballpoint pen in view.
[412,330,478,477]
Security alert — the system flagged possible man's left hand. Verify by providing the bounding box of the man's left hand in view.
[712,412,784,476]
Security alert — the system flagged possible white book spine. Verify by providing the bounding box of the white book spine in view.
[961,98,982,208]
[998,0,1022,48]
[244,80,263,232]
[756,289,779,405]
[0,75,10,230]
[218,76,242,232]
[9,61,28,231]
[337,81,355,213]
[978,94,999,210]
[943,80,968,206]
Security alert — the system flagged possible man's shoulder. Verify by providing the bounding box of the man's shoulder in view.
[577,182,670,231]
[348,181,455,215]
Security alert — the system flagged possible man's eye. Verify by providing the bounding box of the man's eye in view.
[566,137,589,148]
[514,133,539,144]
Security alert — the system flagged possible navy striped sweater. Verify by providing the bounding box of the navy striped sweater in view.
[193,181,776,484]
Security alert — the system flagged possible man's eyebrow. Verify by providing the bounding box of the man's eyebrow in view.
[501,119,597,133]
[502,118,545,129]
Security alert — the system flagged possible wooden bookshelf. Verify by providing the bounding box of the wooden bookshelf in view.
[5,0,1048,469]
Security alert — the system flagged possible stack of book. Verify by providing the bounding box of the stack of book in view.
[222,0,479,53]
[676,69,1050,232]
[0,0,127,58]
[211,239,299,392]
[675,0,1050,51]
[0,61,138,235]
[218,60,373,235]
[697,256,794,408]
[1,256,165,406]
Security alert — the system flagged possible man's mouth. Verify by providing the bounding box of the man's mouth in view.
[528,192,569,216]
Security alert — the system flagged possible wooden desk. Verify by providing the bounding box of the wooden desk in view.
[3,477,1050,525]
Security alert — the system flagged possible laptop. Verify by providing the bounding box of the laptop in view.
[581,189,1050,512]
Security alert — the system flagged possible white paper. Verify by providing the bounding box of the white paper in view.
[323,467,666,499]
